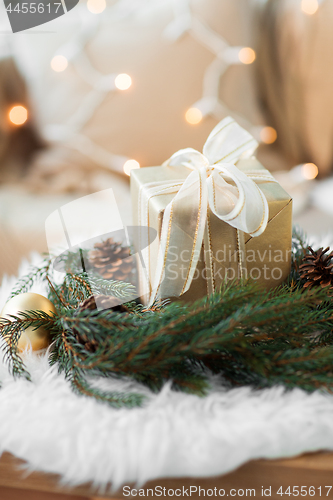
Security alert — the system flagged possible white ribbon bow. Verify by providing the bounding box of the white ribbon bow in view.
[141,117,277,305]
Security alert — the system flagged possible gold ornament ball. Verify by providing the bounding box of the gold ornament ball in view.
[0,292,56,352]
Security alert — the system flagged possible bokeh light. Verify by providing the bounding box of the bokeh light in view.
[115,74,132,90]
[51,55,68,72]
[302,163,318,180]
[9,105,28,126]
[123,159,140,176]
[301,0,319,15]
[238,47,256,65]
[185,107,203,125]
[87,0,106,14]
[260,126,277,144]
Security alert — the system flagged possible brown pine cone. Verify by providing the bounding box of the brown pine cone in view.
[299,246,333,291]
[88,238,133,281]
[74,294,129,353]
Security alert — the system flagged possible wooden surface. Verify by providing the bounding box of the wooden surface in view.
[1,451,333,499]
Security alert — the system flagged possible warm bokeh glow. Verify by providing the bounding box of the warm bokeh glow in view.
[51,55,68,72]
[302,163,319,180]
[87,0,106,14]
[301,0,319,15]
[123,159,140,176]
[115,73,132,90]
[9,105,28,126]
[185,107,203,125]
[238,47,256,65]
[260,126,277,144]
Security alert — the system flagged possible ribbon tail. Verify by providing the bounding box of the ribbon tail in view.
[203,215,215,296]
[148,168,208,306]
[138,181,184,304]
[148,200,174,306]
[237,229,246,281]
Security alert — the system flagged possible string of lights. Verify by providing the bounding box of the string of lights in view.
[5,0,321,180]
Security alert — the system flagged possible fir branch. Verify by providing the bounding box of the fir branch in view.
[51,285,333,397]
[0,311,57,380]
[86,272,136,299]
[53,247,90,275]
[0,318,31,380]
[46,276,68,308]
[50,328,146,406]
[5,227,333,408]
[9,257,52,298]
[65,273,92,302]
[289,225,309,286]
[69,368,145,408]
[61,272,135,309]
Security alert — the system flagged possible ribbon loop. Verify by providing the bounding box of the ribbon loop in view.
[208,163,269,237]
[164,148,209,171]
[203,116,258,164]
[146,117,276,305]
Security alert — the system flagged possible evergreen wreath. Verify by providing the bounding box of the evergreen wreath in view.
[1,227,333,409]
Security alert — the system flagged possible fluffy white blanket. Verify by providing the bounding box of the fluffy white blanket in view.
[1,252,333,491]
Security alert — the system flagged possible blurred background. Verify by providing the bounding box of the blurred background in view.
[0,0,332,278]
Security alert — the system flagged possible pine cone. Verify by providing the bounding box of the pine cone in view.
[88,238,133,281]
[74,294,129,353]
[299,246,333,291]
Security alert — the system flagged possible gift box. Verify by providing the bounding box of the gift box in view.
[131,117,292,305]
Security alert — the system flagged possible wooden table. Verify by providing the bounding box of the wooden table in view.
[1,451,333,500]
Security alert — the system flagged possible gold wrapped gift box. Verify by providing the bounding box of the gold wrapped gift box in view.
[131,157,292,304]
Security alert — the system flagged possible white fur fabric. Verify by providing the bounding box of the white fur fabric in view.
[1,251,333,491]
